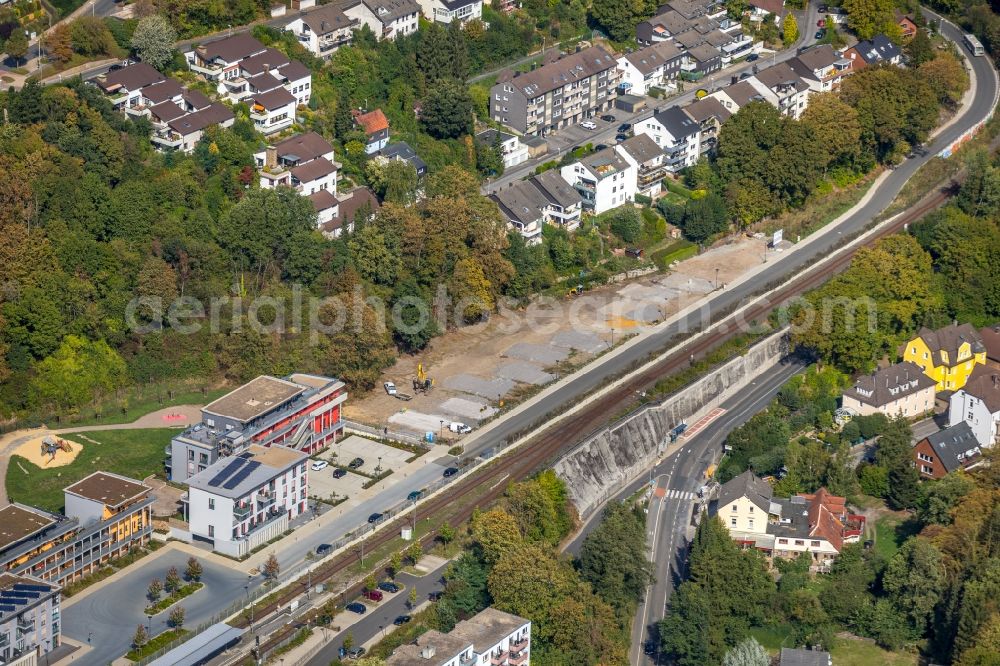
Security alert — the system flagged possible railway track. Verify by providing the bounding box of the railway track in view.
[235,184,953,660]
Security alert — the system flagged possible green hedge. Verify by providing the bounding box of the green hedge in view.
[651,240,697,269]
[664,179,694,199]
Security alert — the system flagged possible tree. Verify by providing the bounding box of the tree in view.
[147,578,162,601]
[450,257,494,323]
[820,543,878,625]
[722,637,770,666]
[682,192,729,242]
[609,207,643,244]
[920,52,969,108]
[164,566,181,594]
[31,335,128,410]
[70,17,118,56]
[800,93,862,168]
[365,573,377,591]
[130,15,176,70]
[365,159,418,205]
[858,463,889,497]
[263,553,280,582]
[906,28,935,66]
[438,522,456,550]
[577,502,653,615]
[342,632,355,650]
[844,0,895,40]
[47,24,74,64]
[782,13,799,46]
[168,606,185,628]
[590,0,655,41]
[956,150,1000,217]
[335,93,355,140]
[406,541,423,564]
[217,188,317,275]
[390,551,403,577]
[5,30,28,64]
[421,80,474,139]
[185,557,203,582]
[883,538,946,634]
[917,473,974,527]
[132,623,148,648]
[408,586,418,608]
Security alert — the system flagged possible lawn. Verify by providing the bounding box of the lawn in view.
[749,624,794,652]
[6,429,175,513]
[873,514,917,561]
[831,637,918,665]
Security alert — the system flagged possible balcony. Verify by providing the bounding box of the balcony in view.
[16,617,35,632]
[491,649,509,665]
[509,649,529,665]
[151,131,183,150]
[233,504,252,520]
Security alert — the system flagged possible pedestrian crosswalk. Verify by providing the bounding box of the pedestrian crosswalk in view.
[663,489,697,501]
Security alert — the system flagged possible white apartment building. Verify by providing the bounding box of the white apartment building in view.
[746,62,811,119]
[0,574,61,666]
[560,147,637,215]
[949,366,1000,448]
[616,41,685,96]
[476,129,530,169]
[255,132,341,225]
[387,608,530,666]
[616,134,667,197]
[344,0,421,40]
[284,4,357,57]
[633,105,701,173]
[417,0,483,24]
[789,44,853,92]
[184,445,308,557]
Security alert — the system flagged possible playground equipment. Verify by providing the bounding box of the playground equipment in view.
[412,363,434,394]
[41,436,73,461]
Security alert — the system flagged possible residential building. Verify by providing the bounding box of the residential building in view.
[0,574,61,665]
[713,472,864,570]
[168,374,347,482]
[417,0,483,24]
[780,648,832,666]
[616,41,685,95]
[476,129,530,169]
[354,109,391,154]
[789,44,853,91]
[913,421,982,479]
[559,146,637,214]
[92,62,169,111]
[903,323,987,392]
[747,0,783,22]
[153,102,236,152]
[490,180,549,244]
[681,43,723,77]
[378,141,428,176]
[895,10,919,39]
[841,361,936,418]
[0,473,153,587]
[748,62,811,119]
[709,79,771,112]
[843,34,904,70]
[183,445,308,557]
[344,0,421,40]
[322,187,380,238]
[948,365,1000,447]
[284,4,357,57]
[387,607,530,665]
[254,131,340,204]
[531,169,583,230]
[633,105,701,172]
[490,46,621,136]
[980,324,1000,369]
[616,134,667,197]
[682,96,730,156]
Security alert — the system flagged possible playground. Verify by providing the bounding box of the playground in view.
[14,435,82,468]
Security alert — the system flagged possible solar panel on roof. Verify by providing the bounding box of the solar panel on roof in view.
[13,583,52,593]
[223,460,262,490]
[3,590,40,599]
[0,605,16,613]
[207,458,246,487]
[239,452,253,459]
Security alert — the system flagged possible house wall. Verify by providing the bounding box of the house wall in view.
[841,385,935,418]
[63,495,106,527]
[913,438,948,479]
[949,389,1000,447]
[903,337,985,391]
[719,497,768,535]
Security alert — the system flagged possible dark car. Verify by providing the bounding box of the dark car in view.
[818,4,827,11]
[407,490,422,502]
[615,133,629,142]
[644,640,657,655]
[746,53,759,62]
[815,29,825,39]
[368,512,384,523]
[363,589,384,602]
[332,467,347,479]
[348,647,366,659]
[348,457,365,469]
[394,615,412,626]
[315,543,332,556]
[429,591,443,601]
[739,72,752,80]
[345,602,367,614]
[378,581,401,593]
[443,467,459,478]
[600,113,616,122]
[595,143,610,151]
[617,122,632,132]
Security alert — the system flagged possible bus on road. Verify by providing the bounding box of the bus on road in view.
[965,33,985,56]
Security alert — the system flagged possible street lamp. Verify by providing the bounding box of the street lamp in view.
[715,267,720,290]
[439,420,444,437]
[610,326,615,348]
[87,632,92,645]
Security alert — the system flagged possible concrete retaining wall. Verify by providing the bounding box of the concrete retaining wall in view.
[553,328,790,518]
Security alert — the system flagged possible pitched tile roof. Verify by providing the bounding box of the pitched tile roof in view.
[960,365,1000,413]
[330,187,380,229]
[530,169,581,209]
[622,41,684,75]
[354,108,389,135]
[749,0,784,15]
[921,422,980,473]
[718,470,773,512]
[851,34,902,63]
[650,105,700,138]
[291,156,339,183]
[915,323,985,366]
[98,62,164,92]
[252,86,297,110]
[506,45,617,97]
[142,78,185,104]
[843,361,935,408]
[795,44,842,72]
[617,133,663,164]
[273,131,334,162]
[309,188,339,212]
[301,3,356,34]
[196,34,266,63]
[578,146,632,180]
[753,61,810,94]
[684,96,731,123]
[686,42,721,63]
[167,103,234,134]
[148,101,187,122]
[359,0,421,23]
[239,47,291,76]
[490,180,549,226]
[981,324,1000,363]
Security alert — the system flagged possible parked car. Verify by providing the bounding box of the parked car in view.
[310,460,329,471]
[316,543,332,556]
[448,422,472,434]
[595,143,610,151]
[580,120,597,130]
[378,581,401,593]
[332,468,347,479]
[363,589,384,602]
[394,615,412,626]
[746,53,759,61]
[818,4,827,11]
[615,133,629,142]
[368,512,384,523]
[348,647,366,659]
[617,122,632,133]
[346,602,367,614]
[443,467,459,478]
[815,29,825,38]
[739,72,752,80]
[599,113,616,122]
[818,19,826,26]
[429,591,443,601]
[349,457,365,469]
[644,640,657,656]
[383,381,397,395]
[407,490,423,502]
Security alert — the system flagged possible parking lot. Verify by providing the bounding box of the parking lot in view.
[308,464,366,501]
[325,435,415,474]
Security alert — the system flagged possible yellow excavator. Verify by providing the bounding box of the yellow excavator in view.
[413,363,434,393]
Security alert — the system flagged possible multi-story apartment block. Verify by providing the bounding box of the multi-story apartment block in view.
[841,361,936,418]
[560,146,637,214]
[417,0,483,24]
[903,323,987,392]
[284,4,357,58]
[616,41,685,95]
[788,44,853,92]
[949,365,1000,447]
[254,132,341,226]
[490,46,620,136]
[747,62,811,119]
[169,374,346,482]
[344,0,421,40]
[0,473,153,587]
[387,608,530,665]
[682,96,730,157]
[633,105,702,173]
[0,574,60,666]
[616,134,667,197]
[183,445,308,557]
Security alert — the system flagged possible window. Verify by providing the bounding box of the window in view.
[199,453,209,464]
[778,538,788,544]
[188,450,195,461]
[749,506,754,513]
[748,519,754,529]
[922,464,934,474]
[731,504,737,512]
[794,540,804,546]
[208,525,215,537]
[731,517,737,527]
[208,498,215,510]
[811,540,821,547]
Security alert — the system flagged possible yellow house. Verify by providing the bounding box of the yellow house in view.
[903,323,986,392]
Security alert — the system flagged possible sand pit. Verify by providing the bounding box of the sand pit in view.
[14,434,83,468]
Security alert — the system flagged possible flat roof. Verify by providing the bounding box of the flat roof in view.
[0,505,58,553]
[148,623,245,666]
[450,608,528,651]
[186,445,307,499]
[64,471,150,508]
[203,375,305,423]
[387,629,473,666]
